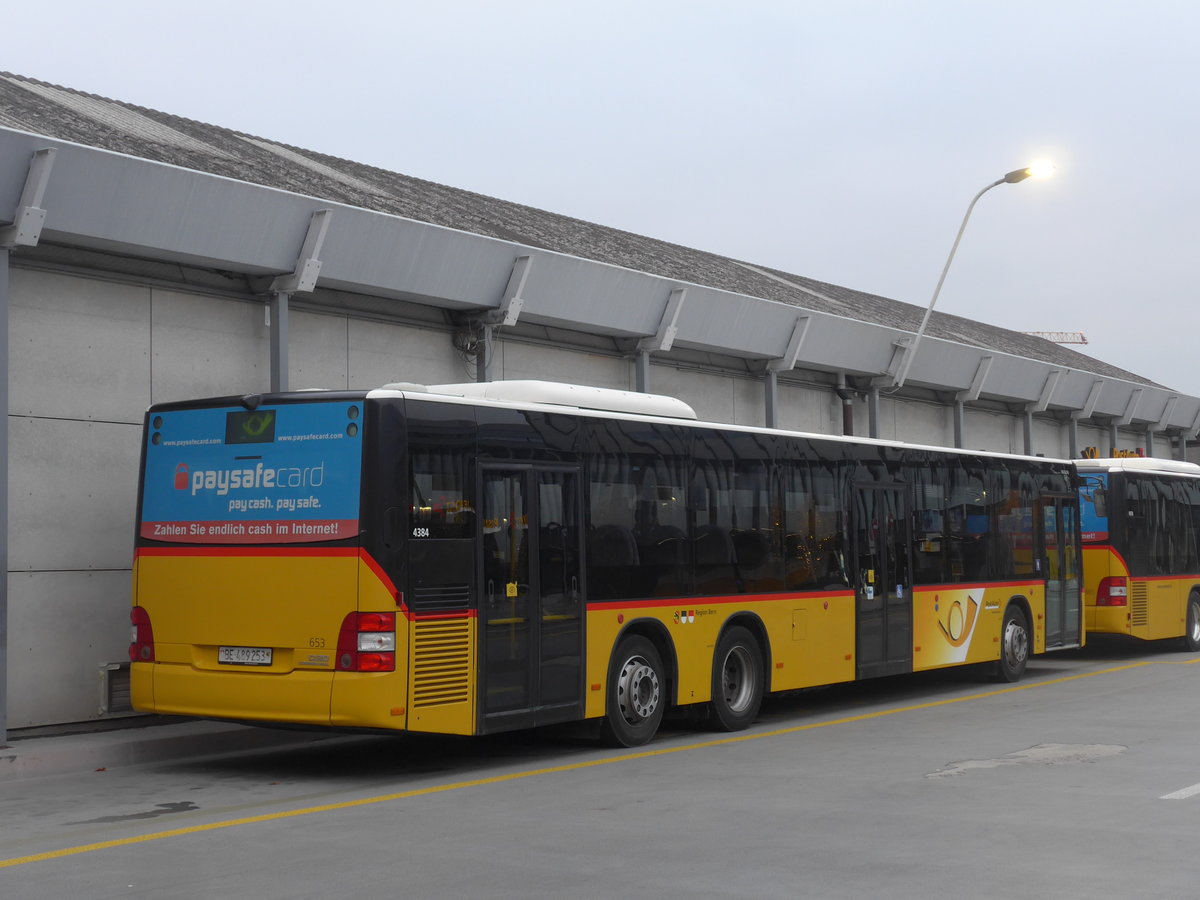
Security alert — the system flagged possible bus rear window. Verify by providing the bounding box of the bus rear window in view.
[140,401,363,544]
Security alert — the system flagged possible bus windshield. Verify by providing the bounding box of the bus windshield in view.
[139,399,363,544]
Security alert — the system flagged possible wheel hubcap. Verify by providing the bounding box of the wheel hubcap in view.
[616,655,660,724]
[722,646,755,713]
[1190,601,1200,643]
[1004,619,1029,669]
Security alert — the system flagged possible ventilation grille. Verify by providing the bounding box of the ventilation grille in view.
[411,584,471,613]
[412,619,471,708]
[1131,582,1149,627]
[99,662,135,717]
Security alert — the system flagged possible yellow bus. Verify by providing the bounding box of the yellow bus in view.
[1076,457,1200,650]
[131,381,1083,746]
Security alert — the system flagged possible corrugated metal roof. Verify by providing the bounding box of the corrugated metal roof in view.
[0,71,1157,387]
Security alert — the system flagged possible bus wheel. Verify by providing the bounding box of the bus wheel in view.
[1183,594,1200,652]
[996,605,1030,683]
[711,626,764,731]
[600,635,666,747]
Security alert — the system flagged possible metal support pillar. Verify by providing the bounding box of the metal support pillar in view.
[1108,421,1120,456]
[868,388,880,439]
[475,324,496,383]
[268,208,332,394]
[1,249,9,746]
[1068,418,1079,460]
[635,286,686,395]
[765,370,779,428]
[635,349,651,395]
[763,315,809,428]
[953,401,965,449]
[269,292,290,392]
[1023,408,1035,456]
[1145,429,1155,459]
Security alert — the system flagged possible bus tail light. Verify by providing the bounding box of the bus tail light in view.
[129,606,155,661]
[1096,577,1129,607]
[337,611,396,672]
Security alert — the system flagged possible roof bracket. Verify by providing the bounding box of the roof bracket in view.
[638,286,687,353]
[1155,395,1180,432]
[487,254,533,327]
[872,337,912,388]
[954,355,994,402]
[767,315,811,372]
[1188,409,1200,440]
[1117,388,1143,426]
[1071,380,1104,421]
[0,147,56,248]
[270,208,332,294]
[1033,369,1063,413]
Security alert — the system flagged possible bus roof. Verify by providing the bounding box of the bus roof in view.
[379,380,698,420]
[1074,457,1200,476]
[369,380,1074,467]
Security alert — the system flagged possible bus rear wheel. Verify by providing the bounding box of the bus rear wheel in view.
[1183,593,1200,652]
[710,626,764,731]
[996,605,1030,683]
[600,635,666,747]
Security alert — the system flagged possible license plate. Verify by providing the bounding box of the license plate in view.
[218,646,272,666]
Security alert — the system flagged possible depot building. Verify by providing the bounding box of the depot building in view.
[2,71,1197,738]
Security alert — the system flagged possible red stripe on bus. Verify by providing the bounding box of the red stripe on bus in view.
[905,579,1044,591]
[587,589,849,612]
[134,546,359,559]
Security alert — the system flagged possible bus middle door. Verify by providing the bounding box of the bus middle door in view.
[479,465,584,733]
[853,483,913,679]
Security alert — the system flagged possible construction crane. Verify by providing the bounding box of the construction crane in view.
[1023,331,1088,345]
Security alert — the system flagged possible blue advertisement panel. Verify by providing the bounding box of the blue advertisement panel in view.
[140,401,363,544]
[1079,472,1109,542]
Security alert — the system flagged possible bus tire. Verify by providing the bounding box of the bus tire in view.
[996,605,1030,683]
[710,626,764,732]
[600,635,666,747]
[1183,593,1200,652]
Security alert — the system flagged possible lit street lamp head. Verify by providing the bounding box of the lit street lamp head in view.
[1004,160,1056,183]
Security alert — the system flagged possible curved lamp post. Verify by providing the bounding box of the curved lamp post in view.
[891,161,1055,389]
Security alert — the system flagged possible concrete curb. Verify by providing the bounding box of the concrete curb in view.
[0,718,342,783]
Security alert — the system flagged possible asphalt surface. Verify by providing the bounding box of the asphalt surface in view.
[2,637,1200,899]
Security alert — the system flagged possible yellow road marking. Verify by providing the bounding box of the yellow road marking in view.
[0,658,1180,869]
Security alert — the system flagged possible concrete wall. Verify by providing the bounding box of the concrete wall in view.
[4,268,462,728]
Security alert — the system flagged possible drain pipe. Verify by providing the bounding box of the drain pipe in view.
[835,374,856,437]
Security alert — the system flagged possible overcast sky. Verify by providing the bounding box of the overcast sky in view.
[7,1,1198,393]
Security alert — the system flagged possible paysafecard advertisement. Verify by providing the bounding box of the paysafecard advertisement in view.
[140,402,362,544]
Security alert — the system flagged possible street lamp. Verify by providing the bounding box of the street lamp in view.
[891,161,1055,389]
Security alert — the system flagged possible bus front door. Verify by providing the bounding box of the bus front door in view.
[853,484,913,679]
[479,466,584,732]
[1039,496,1083,648]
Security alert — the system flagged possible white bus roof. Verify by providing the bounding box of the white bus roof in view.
[1074,457,1200,476]
[379,380,698,420]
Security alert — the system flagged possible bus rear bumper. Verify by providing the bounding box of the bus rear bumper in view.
[1088,605,1132,637]
[133,661,338,727]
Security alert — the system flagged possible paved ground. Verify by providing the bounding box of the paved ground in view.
[2,636,1199,899]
